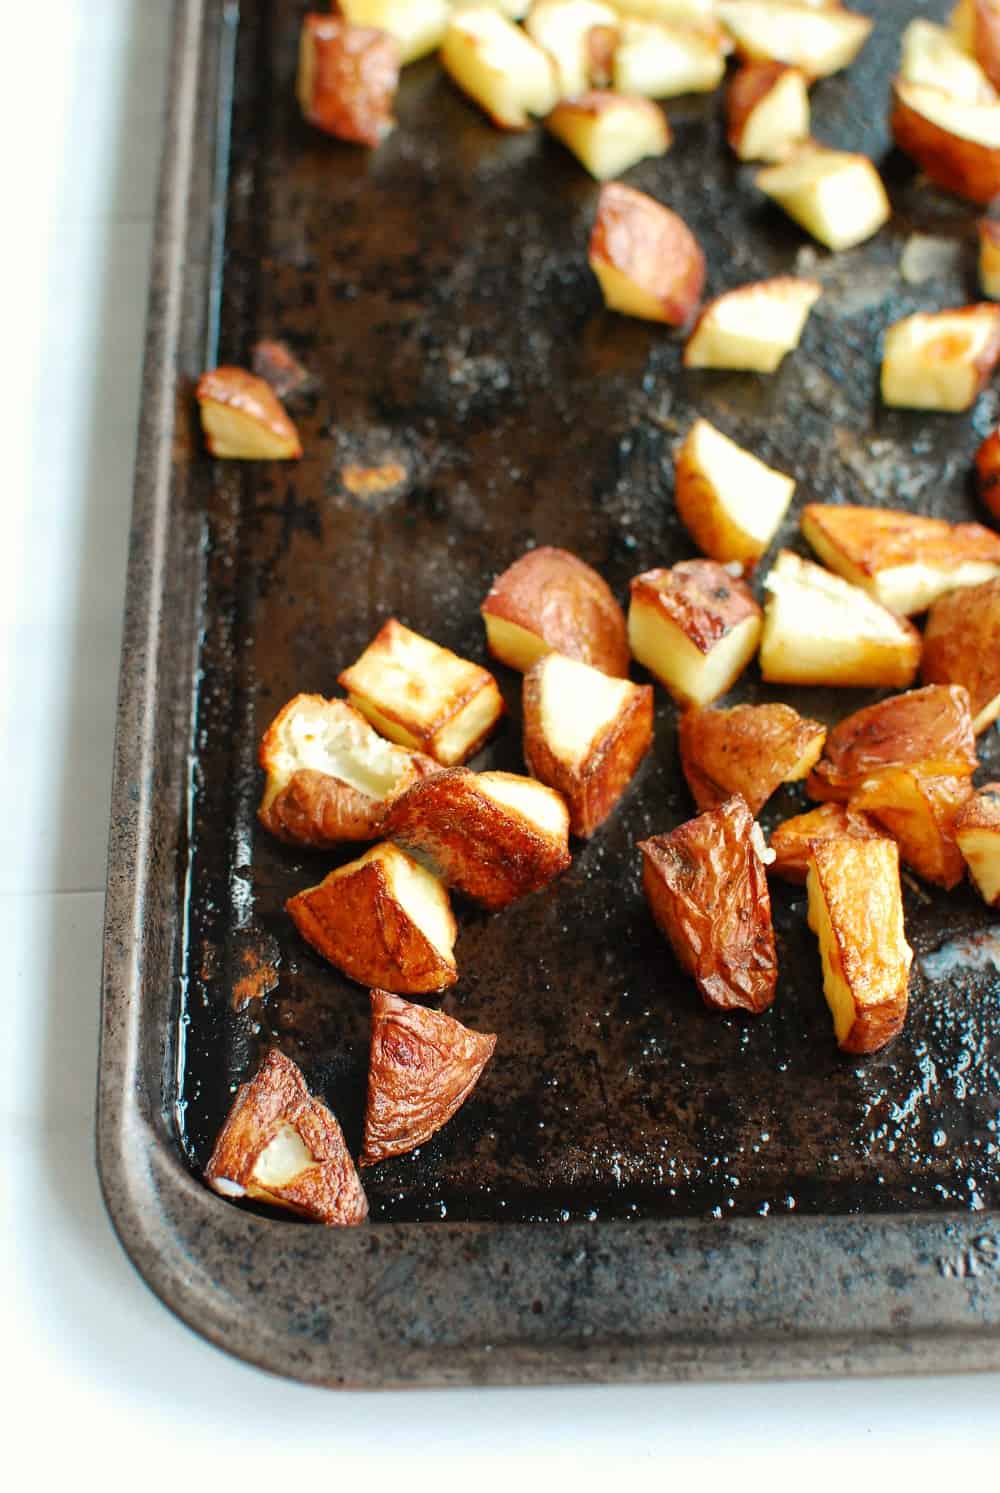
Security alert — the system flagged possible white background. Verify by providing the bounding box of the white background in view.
[2,0,998,1481]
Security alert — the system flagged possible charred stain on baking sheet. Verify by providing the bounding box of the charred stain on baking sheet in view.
[176,1,999,1224]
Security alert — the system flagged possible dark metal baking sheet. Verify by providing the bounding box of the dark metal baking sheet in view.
[98,0,1000,1385]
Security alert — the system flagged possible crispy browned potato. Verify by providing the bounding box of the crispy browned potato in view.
[726,61,810,162]
[848,769,972,889]
[546,92,671,180]
[339,618,504,766]
[480,546,629,677]
[258,694,440,847]
[360,989,497,1166]
[678,702,826,815]
[628,560,762,707]
[974,424,1000,521]
[801,503,1000,615]
[205,1049,368,1226]
[523,652,653,837]
[639,795,777,1015]
[286,843,458,993]
[383,768,571,910]
[806,836,912,1055]
[296,14,400,145]
[196,367,302,460]
[955,782,1000,903]
[589,182,705,327]
[768,802,881,884]
[921,577,1000,733]
[807,685,977,801]
[891,79,1000,205]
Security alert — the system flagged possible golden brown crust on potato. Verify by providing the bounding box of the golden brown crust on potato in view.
[678,702,826,815]
[921,576,1000,733]
[360,989,497,1166]
[808,685,977,801]
[801,503,1000,587]
[589,182,705,327]
[891,78,1000,204]
[480,546,630,677]
[298,15,399,145]
[975,424,1000,521]
[639,795,777,1015]
[383,768,571,910]
[954,781,1000,904]
[849,769,972,889]
[196,366,303,459]
[205,1048,368,1226]
[629,561,761,656]
[768,802,881,884]
[286,845,458,994]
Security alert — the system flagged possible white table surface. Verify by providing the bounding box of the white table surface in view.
[4,0,999,1478]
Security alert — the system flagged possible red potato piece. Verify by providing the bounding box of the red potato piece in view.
[849,769,972,890]
[196,367,302,460]
[726,61,810,162]
[891,78,1000,205]
[480,546,630,677]
[807,684,978,802]
[921,576,1000,733]
[628,560,762,707]
[678,702,826,815]
[589,182,705,327]
[296,15,399,145]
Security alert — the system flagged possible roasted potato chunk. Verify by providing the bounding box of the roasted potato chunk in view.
[756,147,890,251]
[441,5,558,129]
[674,418,796,571]
[683,277,821,373]
[716,1,871,78]
[921,577,1000,733]
[768,802,881,884]
[339,618,503,766]
[336,0,449,65]
[639,795,778,1015]
[726,61,810,162]
[360,989,497,1166]
[955,782,1000,903]
[900,18,996,101]
[678,702,826,815]
[628,560,762,707]
[546,92,671,179]
[612,17,727,98]
[975,424,1000,521]
[808,684,978,801]
[760,550,922,689]
[480,546,629,677]
[849,769,972,889]
[881,304,1000,411]
[286,842,458,993]
[196,367,302,460]
[589,182,705,327]
[205,1049,368,1226]
[891,78,1000,205]
[800,503,1000,617]
[258,695,439,847]
[296,15,399,145]
[523,652,653,836]
[383,767,571,910]
[806,837,912,1055]
[525,0,620,95]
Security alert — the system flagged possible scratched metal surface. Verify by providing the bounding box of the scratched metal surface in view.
[177,0,1000,1227]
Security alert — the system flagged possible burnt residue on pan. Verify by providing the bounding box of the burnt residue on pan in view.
[177,1,1000,1224]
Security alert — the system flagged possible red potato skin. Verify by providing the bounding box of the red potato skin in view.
[481,546,630,677]
[678,703,825,816]
[300,16,399,145]
[890,83,1000,205]
[258,755,440,847]
[639,795,777,1015]
[807,685,978,801]
[589,182,705,328]
[975,425,1000,522]
[196,366,303,456]
[921,576,1000,730]
[629,561,761,655]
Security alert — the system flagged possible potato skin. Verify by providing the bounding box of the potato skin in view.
[360,990,496,1166]
[481,546,630,676]
[298,16,399,145]
[639,795,777,1015]
[807,685,977,801]
[768,803,881,884]
[921,576,1000,733]
[975,426,1000,522]
[589,182,705,327]
[259,755,440,847]
[678,702,825,815]
[629,560,761,655]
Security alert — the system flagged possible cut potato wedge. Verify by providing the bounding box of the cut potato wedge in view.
[339,618,503,765]
[336,0,449,64]
[481,546,629,676]
[361,989,497,1166]
[639,795,778,1014]
[441,5,558,128]
[258,694,439,847]
[683,276,821,372]
[546,92,670,179]
[806,836,912,1055]
[954,782,1000,903]
[900,18,996,102]
[756,147,890,251]
[726,62,810,162]
[975,424,1000,521]
[849,769,972,889]
[205,1049,369,1225]
[628,560,763,706]
[678,701,826,815]
[800,503,1000,615]
[525,0,619,95]
[979,218,1000,297]
[286,842,458,993]
[921,576,1000,733]
[760,551,922,689]
[768,802,881,884]
[589,182,705,325]
[297,15,399,144]
[674,418,795,571]
[383,767,571,909]
[613,17,727,97]
[196,367,302,460]
[891,78,1000,204]
[807,684,978,802]
[523,652,653,836]
[716,2,872,78]
[880,304,1000,411]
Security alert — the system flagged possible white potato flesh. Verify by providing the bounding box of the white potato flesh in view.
[881,308,1000,412]
[477,771,570,836]
[381,844,458,958]
[628,600,761,705]
[900,19,996,103]
[442,6,558,127]
[683,419,795,546]
[251,1124,314,1188]
[337,0,450,63]
[733,67,810,162]
[547,96,669,179]
[535,653,634,768]
[716,1,871,77]
[957,827,1000,902]
[525,0,618,95]
[613,18,726,97]
[685,278,820,371]
[756,149,890,251]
